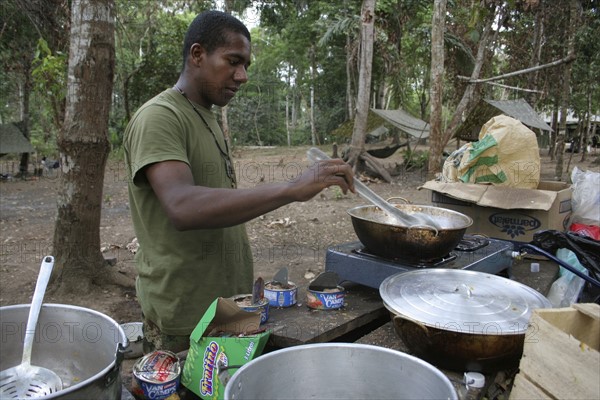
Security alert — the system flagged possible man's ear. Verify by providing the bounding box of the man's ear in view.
[189,43,206,66]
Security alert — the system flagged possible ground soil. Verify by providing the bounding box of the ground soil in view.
[1,144,598,328]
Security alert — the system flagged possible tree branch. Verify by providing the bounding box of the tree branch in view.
[360,152,393,183]
[483,81,545,94]
[457,54,576,83]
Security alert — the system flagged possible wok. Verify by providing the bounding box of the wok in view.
[391,315,525,373]
[380,269,553,373]
[348,203,473,261]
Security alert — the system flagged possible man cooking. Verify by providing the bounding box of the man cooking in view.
[123,10,354,354]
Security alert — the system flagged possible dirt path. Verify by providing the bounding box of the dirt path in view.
[1,145,598,326]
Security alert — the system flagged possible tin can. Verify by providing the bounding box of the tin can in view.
[306,286,346,310]
[132,350,181,400]
[231,294,270,324]
[264,281,297,307]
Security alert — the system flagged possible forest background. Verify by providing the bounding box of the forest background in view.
[3,0,599,163]
[1,0,599,298]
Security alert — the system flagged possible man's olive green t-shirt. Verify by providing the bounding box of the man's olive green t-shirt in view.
[123,89,253,335]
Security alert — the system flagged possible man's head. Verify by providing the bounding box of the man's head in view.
[180,10,252,108]
[182,11,251,66]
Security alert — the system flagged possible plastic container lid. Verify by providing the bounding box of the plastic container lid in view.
[464,372,485,388]
[380,269,552,335]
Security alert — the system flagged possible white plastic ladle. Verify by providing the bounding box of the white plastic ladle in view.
[0,256,63,398]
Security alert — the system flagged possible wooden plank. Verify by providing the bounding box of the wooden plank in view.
[517,306,600,400]
[264,283,387,348]
[531,306,599,350]
[355,321,409,352]
[510,373,551,399]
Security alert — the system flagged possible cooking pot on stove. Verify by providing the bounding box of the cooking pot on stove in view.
[223,343,458,399]
[0,304,127,399]
[347,202,472,261]
[380,269,552,372]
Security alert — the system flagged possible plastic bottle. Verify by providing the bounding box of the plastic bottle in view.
[546,249,587,307]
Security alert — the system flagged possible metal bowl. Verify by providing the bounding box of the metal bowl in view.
[0,304,127,399]
[224,343,458,399]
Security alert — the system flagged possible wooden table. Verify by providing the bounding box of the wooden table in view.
[263,255,559,349]
[263,282,389,349]
[123,255,560,399]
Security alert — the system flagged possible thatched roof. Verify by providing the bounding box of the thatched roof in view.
[456,98,552,141]
[0,123,34,155]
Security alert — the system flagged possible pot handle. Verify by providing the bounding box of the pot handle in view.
[393,314,430,336]
[455,283,473,299]
[386,196,410,204]
[217,361,244,388]
[103,343,127,388]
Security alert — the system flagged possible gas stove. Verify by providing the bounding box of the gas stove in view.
[325,235,515,289]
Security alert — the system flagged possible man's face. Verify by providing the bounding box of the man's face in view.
[193,32,251,108]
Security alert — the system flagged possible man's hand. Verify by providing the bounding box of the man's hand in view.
[288,159,355,202]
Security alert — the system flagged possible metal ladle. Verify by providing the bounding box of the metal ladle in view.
[0,256,63,398]
[307,147,440,230]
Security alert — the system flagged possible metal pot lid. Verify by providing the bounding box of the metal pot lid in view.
[380,269,552,335]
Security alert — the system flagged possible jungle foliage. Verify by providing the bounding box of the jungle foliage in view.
[1,0,599,152]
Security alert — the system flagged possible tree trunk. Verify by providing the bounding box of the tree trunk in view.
[440,4,498,150]
[286,92,291,146]
[526,4,544,105]
[375,81,385,109]
[51,0,115,295]
[221,3,232,146]
[286,65,292,146]
[554,0,578,181]
[347,0,376,169]
[427,0,446,179]
[310,80,317,145]
[221,106,230,145]
[18,59,32,176]
[309,45,318,146]
[549,105,558,159]
[582,90,592,162]
[291,88,298,127]
[346,33,355,121]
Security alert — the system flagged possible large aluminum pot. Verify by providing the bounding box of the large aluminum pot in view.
[0,304,127,399]
[347,204,473,261]
[223,343,458,399]
[380,270,553,373]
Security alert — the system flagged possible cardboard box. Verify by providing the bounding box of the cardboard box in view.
[181,298,271,400]
[510,303,600,399]
[421,180,572,243]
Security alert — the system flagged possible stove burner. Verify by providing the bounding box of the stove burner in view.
[353,247,458,268]
[455,235,490,252]
[325,236,514,289]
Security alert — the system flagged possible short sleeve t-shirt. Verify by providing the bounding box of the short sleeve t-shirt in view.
[124,89,253,335]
